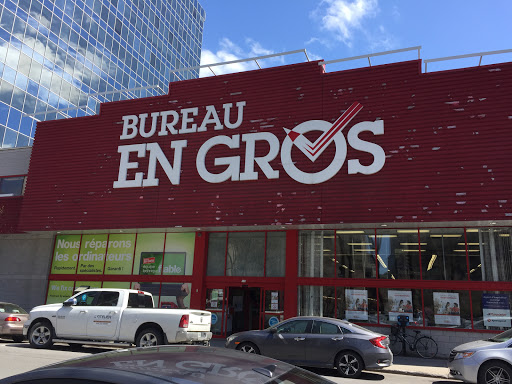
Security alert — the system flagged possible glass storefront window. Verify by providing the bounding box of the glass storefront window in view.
[266,232,286,277]
[471,291,512,331]
[298,285,377,324]
[206,289,224,311]
[378,288,422,325]
[226,232,265,277]
[132,233,165,275]
[376,229,421,280]
[423,289,470,329]
[206,233,226,276]
[336,230,376,278]
[467,228,512,282]
[299,231,335,277]
[420,229,467,280]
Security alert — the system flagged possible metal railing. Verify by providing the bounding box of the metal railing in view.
[170,49,310,77]
[319,46,421,69]
[424,48,512,72]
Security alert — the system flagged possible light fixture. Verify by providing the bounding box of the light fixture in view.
[355,249,375,252]
[458,243,481,246]
[466,229,479,232]
[430,234,462,238]
[427,254,437,271]
[401,249,426,252]
[499,234,511,237]
[336,230,365,234]
[347,243,373,246]
[377,255,387,268]
[376,234,398,238]
[400,243,427,246]
[397,229,430,233]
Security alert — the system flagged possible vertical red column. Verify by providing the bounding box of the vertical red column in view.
[284,230,298,319]
[190,232,207,309]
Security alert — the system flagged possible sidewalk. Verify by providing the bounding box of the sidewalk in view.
[210,339,451,379]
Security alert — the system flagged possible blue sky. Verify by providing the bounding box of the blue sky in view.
[198,0,512,76]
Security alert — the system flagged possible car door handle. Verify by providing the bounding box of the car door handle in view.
[80,310,88,314]
[294,337,305,341]
[109,311,118,315]
[331,337,344,341]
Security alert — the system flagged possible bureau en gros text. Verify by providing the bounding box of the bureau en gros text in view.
[113,101,385,187]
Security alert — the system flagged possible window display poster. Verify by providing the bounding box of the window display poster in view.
[46,280,75,304]
[483,294,511,328]
[345,289,369,321]
[388,290,413,323]
[77,234,108,274]
[104,234,136,275]
[133,233,165,274]
[271,291,279,311]
[133,233,195,275]
[51,234,81,274]
[160,283,191,309]
[434,292,461,326]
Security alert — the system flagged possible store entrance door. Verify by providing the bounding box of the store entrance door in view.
[227,287,261,335]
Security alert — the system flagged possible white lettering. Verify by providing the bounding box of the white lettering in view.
[181,107,199,134]
[120,115,138,140]
[158,110,180,136]
[198,105,223,132]
[223,101,246,129]
[347,121,385,175]
[196,135,241,183]
[240,132,279,181]
[113,144,146,188]
[143,141,187,186]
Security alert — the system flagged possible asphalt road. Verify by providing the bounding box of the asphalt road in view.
[0,339,460,384]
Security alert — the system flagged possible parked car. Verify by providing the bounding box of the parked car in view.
[225,316,392,378]
[0,345,336,384]
[0,302,28,343]
[448,328,512,384]
[23,288,211,349]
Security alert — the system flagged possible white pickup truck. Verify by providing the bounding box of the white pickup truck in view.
[23,288,212,349]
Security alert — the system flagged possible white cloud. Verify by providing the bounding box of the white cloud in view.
[313,0,379,48]
[200,38,278,77]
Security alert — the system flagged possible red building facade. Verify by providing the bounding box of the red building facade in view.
[11,59,512,343]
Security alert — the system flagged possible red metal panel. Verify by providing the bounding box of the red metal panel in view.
[18,60,512,231]
[0,197,22,233]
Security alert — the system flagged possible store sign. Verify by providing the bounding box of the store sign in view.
[114,101,385,187]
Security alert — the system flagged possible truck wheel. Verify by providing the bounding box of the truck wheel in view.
[136,327,164,348]
[29,321,54,349]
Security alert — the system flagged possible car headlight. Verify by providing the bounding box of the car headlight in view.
[454,351,476,359]
[226,335,237,344]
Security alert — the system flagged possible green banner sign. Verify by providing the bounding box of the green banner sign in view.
[104,233,136,275]
[77,234,108,274]
[51,235,81,274]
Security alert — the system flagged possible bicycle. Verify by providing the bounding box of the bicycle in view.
[389,324,438,358]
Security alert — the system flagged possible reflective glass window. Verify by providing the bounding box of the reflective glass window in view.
[467,228,512,282]
[471,291,512,331]
[376,229,421,280]
[299,230,335,278]
[206,233,226,276]
[423,289,470,329]
[1,9,15,33]
[336,229,376,278]
[378,288,422,325]
[0,176,25,196]
[266,232,286,277]
[226,232,265,277]
[420,229,467,280]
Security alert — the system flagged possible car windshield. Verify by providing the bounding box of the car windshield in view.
[488,328,512,342]
[0,303,27,314]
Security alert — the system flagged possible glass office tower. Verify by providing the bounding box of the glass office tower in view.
[0,0,205,148]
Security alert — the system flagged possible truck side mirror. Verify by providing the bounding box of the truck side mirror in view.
[63,298,77,307]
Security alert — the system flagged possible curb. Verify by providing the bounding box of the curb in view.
[369,368,451,379]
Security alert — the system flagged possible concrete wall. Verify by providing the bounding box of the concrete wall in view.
[373,325,490,358]
[0,234,54,311]
[0,147,31,177]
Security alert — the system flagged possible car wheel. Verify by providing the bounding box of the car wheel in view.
[28,321,54,349]
[335,351,364,379]
[11,336,25,343]
[478,360,512,384]
[236,342,260,354]
[136,327,164,348]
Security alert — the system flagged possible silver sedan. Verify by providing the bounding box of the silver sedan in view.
[448,329,512,384]
[0,302,28,343]
[225,316,393,379]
